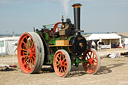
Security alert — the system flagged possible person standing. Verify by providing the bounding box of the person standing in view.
[92,40,96,49]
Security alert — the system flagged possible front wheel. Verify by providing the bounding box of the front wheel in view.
[82,48,100,74]
[53,49,71,77]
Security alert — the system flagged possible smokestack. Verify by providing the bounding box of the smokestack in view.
[72,3,82,35]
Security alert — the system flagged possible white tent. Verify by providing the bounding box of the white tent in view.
[87,33,121,40]
[123,38,128,49]
[0,36,20,55]
[123,38,128,44]
[87,33,121,49]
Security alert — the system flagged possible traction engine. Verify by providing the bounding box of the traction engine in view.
[17,3,100,77]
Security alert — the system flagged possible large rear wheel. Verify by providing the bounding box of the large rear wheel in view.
[17,32,44,73]
[53,49,71,77]
[82,48,100,74]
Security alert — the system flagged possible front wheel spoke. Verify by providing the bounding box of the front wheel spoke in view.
[63,65,67,71]
[65,62,67,66]
[60,67,63,72]
[58,55,61,61]
[62,62,66,67]
[56,61,59,65]
[59,67,61,72]
[56,58,59,63]
[60,54,64,61]
[57,64,59,68]
[26,65,29,70]
[62,64,65,67]
[62,58,66,62]
[57,57,60,61]
[64,66,67,71]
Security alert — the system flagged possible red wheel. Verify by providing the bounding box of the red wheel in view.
[53,49,71,77]
[82,48,100,74]
[17,32,44,73]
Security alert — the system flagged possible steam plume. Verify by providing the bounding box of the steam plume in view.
[59,0,70,16]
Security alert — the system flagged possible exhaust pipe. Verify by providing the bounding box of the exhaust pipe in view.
[72,3,83,35]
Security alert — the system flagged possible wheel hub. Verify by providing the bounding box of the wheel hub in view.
[58,61,65,66]
[27,49,33,57]
[62,61,65,65]
[88,59,94,64]
[58,62,61,66]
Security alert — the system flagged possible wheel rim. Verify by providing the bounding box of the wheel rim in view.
[53,50,70,77]
[82,48,100,74]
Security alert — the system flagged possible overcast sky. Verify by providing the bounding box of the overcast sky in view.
[0,0,128,34]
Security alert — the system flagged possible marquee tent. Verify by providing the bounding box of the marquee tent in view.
[87,33,121,49]
[0,36,20,55]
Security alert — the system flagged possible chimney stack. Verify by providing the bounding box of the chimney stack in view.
[72,3,82,35]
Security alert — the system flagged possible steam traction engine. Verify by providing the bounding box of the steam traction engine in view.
[17,3,100,77]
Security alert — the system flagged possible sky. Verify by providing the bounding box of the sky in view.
[0,0,128,34]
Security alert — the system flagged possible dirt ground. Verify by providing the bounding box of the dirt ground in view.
[0,48,128,85]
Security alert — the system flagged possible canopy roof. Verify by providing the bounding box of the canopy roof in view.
[87,33,121,40]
